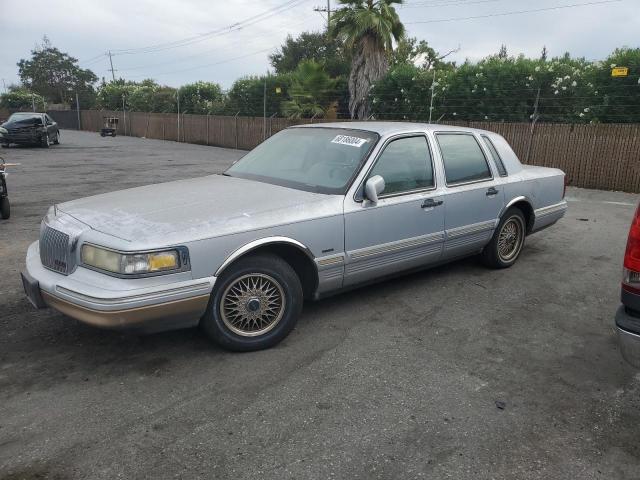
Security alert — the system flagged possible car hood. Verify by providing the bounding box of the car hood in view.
[2,119,42,128]
[56,174,342,245]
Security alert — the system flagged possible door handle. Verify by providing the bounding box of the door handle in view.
[421,198,443,208]
[486,187,499,196]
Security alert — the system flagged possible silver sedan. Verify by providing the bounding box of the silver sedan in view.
[22,122,567,351]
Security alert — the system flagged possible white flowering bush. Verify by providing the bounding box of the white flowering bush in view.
[368,47,640,123]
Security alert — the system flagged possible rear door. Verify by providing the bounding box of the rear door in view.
[434,132,505,258]
[343,134,445,286]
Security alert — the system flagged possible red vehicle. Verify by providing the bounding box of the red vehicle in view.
[616,202,640,368]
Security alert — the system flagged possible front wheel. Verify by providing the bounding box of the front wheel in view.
[40,134,50,148]
[0,197,10,220]
[201,254,303,351]
[481,208,526,268]
[52,131,60,144]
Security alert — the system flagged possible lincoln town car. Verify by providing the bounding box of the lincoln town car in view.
[21,122,567,351]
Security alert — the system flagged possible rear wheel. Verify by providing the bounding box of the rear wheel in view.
[0,197,10,220]
[481,208,526,268]
[201,254,303,351]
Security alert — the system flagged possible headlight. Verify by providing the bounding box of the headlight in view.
[0,127,7,135]
[81,244,189,276]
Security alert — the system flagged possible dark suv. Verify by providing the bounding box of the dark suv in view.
[616,202,640,368]
[0,112,60,148]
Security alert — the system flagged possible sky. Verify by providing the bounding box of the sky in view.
[0,0,638,90]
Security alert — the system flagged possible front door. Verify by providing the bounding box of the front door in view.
[343,134,445,286]
[434,132,505,258]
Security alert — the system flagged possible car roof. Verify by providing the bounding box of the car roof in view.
[293,121,497,137]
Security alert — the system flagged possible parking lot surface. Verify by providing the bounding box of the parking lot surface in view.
[1,130,639,479]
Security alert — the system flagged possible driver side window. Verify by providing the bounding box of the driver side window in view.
[369,136,434,196]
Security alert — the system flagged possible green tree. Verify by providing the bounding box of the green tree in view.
[281,60,338,118]
[270,31,351,77]
[0,86,45,110]
[127,80,178,113]
[96,79,138,110]
[331,0,405,119]
[225,74,292,116]
[17,36,97,106]
[178,81,224,114]
[391,37,455,70]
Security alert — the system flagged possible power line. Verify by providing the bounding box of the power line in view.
[126,46,279,78]
[116,17,312,74]
[313,0,332,30]
[405,0,622,24]
[110,0,311,56]
[401,0,503,9]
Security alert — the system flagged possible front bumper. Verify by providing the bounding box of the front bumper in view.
[615,305,640,369]
[3,132,43,144]
[23,241,215,333]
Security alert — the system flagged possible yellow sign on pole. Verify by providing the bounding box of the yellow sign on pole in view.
[275,87,282,94]
[611,67,629,77]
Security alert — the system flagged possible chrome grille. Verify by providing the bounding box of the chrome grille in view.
[40,225,73,275]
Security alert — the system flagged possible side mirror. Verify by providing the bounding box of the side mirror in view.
[364,175,385,203]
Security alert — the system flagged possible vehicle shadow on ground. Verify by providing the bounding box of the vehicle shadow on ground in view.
[26,253,485,353]
[2,253,498,401]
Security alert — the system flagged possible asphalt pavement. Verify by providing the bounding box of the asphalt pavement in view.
[0,130,639,479]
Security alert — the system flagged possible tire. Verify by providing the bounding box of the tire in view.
[481,207,526,269]
[0,143,8,148]
[112,132,117,137]
[53,131,60,144]
[0,197,10,220]
[201,254,303,351]
[41,134,50,148]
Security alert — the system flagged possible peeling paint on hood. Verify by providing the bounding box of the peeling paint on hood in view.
[56,174,341,244]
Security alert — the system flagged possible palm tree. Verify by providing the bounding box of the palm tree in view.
[331,0,405,119]
[282,60,337,119]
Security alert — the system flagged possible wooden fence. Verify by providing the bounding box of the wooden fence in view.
[48,109,640,193]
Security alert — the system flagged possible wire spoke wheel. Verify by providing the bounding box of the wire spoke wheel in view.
[220,273,286,337]
[497,216,524,262]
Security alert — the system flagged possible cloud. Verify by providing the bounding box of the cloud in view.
[0,0,637,90]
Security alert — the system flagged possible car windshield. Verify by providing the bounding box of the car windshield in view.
[7,113,42,124]
[226,127,379,194]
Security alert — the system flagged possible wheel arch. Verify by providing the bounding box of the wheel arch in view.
[501,196,535,233]
[215,237,319,300]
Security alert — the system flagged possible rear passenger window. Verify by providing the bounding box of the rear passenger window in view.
[369,136,434,195]
[481,135,508,176]
[436,133,492,185]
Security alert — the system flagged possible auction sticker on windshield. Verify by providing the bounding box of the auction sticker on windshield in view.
[331,135,369,147]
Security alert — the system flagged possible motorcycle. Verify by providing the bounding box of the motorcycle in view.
[0,157,14,220]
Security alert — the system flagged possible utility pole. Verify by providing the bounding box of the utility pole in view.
[263,73,267,140]
[428,69,436,124]
[108,51,116,81]
[32,94,36,112]
[75,92,81,130]
[1,79,6,94]
[122,94,126,136]
[313,0,331,30]
[525,87,541,163]
[177,89,180,142]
